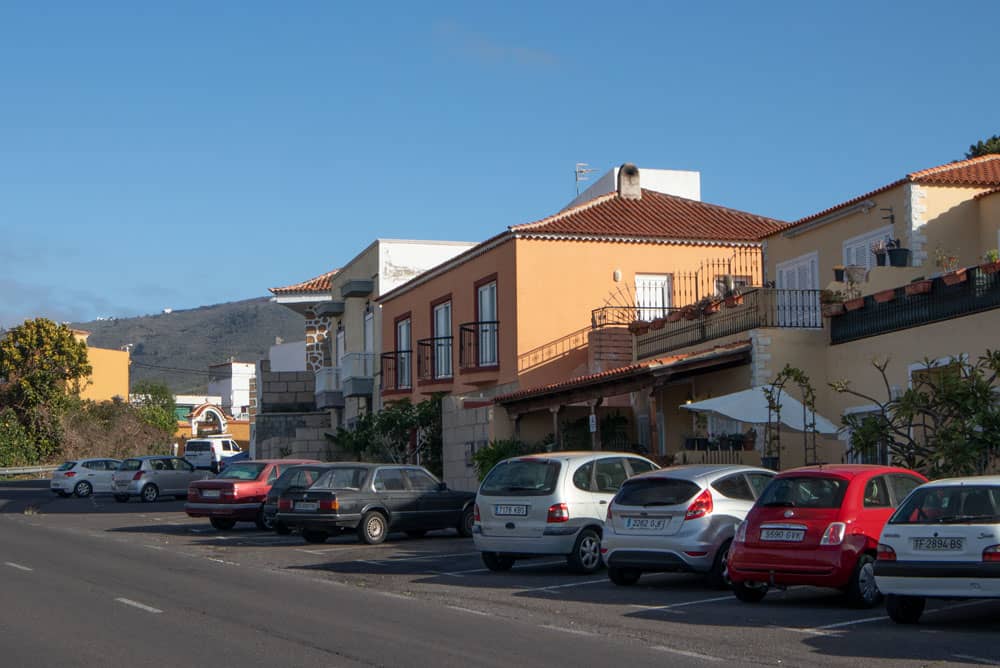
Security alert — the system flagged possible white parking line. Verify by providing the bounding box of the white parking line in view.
[542,624,595,637]
[438,559,566,576]
[631,594,734,611]
[802,599,989,634]
[447,605,492,617]
[115,598,162,614]
[4,562,33,572]
[954,655,1000,666]
[143,545,166,551]
[519,578,608,593]
[652,646,723,663]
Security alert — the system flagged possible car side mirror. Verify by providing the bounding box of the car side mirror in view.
[437,482,448,491]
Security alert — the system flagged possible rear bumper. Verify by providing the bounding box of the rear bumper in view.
[275,512,361,531]
[601,530,721,574]
[473,530,579,556]
[50,480,74,493]
[728,545,855,588]
[185,502,261,519]
[875,560,1000,597]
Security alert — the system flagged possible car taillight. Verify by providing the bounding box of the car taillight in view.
[820,522,846,546]
[222,485,237,498]
[547,503,569,523]
[606,503,613,523]
[734,520,748,543]
[133,472,144,481]
[319,498,339,512]
[474,504,480,523]
[685,488,713,521]
[983,545,1000,562]
[877,543,897,561]
[278,498,292,511]
[64,472,76,478]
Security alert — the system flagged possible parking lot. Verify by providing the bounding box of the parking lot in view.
[6,480,1000,667]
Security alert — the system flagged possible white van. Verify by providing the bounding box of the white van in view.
[183,436,243,473]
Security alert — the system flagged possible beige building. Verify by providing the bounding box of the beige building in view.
[72,330,130,402]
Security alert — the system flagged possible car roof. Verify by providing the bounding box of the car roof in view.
[919,475,1000,488]
[125,455,177,460]
[241,459,321,465]
[776,464,921,479]
[77,457,121,462]
[631,464,774,482]
[508,451,652,462]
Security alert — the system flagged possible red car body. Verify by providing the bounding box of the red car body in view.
[728,464,927,605]
[186,459,320,529]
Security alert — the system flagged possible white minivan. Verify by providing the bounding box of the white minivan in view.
[183,436,243,473]
[473,451,658,574]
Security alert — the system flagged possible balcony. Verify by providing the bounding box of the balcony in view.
[314,367,344,409]
[339,352,376,397]
[380,351,412,393]
[459,321,499,371]
[830,264,1000,345]
[340,279,374,299]
[636,289,822,359]
[416,336,454,383]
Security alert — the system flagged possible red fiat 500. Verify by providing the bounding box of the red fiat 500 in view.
[728,464,927,608]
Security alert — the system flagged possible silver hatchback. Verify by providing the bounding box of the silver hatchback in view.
[112,456,212,503]
[601,464,774,587]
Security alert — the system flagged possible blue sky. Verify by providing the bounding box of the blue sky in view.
[2,1,998,328]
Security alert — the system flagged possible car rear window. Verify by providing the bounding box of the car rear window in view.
[890,485,1000,525]
[118,459,142,472]
[757,476,848,509]
[185,442,210,453]
[216,462,267,480]
[615,478,701,506]
[314,467,369,490]
[57,461,76,471]
[274,466,329,492]
[480,459,561,497]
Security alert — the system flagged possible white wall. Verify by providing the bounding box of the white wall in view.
[208,363,255,418]
[378,240,478,295]
[564,166,701,210]
[269,341,307,371]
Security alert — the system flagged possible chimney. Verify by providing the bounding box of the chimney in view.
[617,163,641,200]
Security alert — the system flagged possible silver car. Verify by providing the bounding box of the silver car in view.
[601,464,775,587]
[111,456,211,503]
[50,458,122,498]
[473,451,658,574]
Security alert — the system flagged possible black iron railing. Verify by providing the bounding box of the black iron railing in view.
[830,266,1000,344]
[636,288,823,358]
[379,350,412,391]
[459,321,500,370]
[592,305,682,328]
[416,336,453,381]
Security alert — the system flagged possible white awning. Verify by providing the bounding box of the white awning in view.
[679,386,839,435]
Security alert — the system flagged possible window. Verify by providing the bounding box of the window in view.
[594,458,629,493]
[174,459,194,472]
[842,226,893,271]
[863,477,891,508]
[616,478,700,507]
[572,462,594,491]
[364,310,374,353]
[626,458,655,476]
[476,281,498,366]
[635,273,672,320]
[336,327,346,368]
[746,473,774,498]
[433,301,453,379]
[267,467,278,484]
[404,468,439,492]
[775,252,820,327]
[396,318,411,389]
[373,468,406,492]
[714,275,751,296]
[83,461,104,471]
[888,475,923,505]
[842,406,888,465]
[890,485,1000,525]
[712,474,754,501]
[480,460,561,497]
[758,476,848,509]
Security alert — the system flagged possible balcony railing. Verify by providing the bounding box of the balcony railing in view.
[416,336,453,381]
[339,352,375,380]
[830,265,1000,345]
[315,366,341,394]
[636,288,822,359]
[380,351,412,392]
[592,305,679,328]
[459,321,500,370]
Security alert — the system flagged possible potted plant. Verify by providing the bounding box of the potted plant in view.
[667,310,684,323]
[742,428,757,451]
[935,247,965,285]
[981,249,1000,275]
[905,277,933,296]
[820,289,845,317]
[628,320,651,335]
[649,317,667,331]
[873,288,896,303]
[720,275,743,307]
[871,238,887,267]
[844,295,866,311]
[832,265,846,282]
[886,238,911,267]
[682,304,701,320]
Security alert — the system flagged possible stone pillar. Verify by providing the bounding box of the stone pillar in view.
[549,406,563,450]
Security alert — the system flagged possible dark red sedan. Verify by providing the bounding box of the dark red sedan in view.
[727,464,927,608]
[186,459,320,530]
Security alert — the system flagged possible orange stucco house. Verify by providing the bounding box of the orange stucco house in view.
[376,165,786,490]
[72,330,130,402]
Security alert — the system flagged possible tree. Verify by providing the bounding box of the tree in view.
[131,380,178,437]
[0,318,92,412]
[966,134,1000,159]
[831,353,1000,477]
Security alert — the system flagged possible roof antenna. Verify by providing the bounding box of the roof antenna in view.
[575,162,597,195]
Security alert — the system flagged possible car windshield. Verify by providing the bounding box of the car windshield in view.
[757,476,848,509]
[480,460,561,496]
[313,467,369,490]
[118,459,142,472]
[615,478,700,507]
[185,442,209,452]
[216,463,266,481]
[890,485,1000,524]
[57,461,76,471]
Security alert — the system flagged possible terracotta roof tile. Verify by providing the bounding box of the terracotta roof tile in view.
[975,186,1000,201]
[510,189,786,242]
[269,269,340,295]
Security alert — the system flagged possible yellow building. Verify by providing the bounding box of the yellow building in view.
[72,330,130,402]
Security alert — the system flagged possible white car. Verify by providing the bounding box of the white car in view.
[473,451,658,574]
[183,436,243,473]
[875,475,1000,624]
[50,459,122,498]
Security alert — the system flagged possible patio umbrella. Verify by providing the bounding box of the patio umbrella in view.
[679,386,839,434]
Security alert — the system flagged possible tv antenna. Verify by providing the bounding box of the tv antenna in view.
[575,162,597,195]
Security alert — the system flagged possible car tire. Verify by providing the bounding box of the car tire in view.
[113,494,129,503]
[846,554,882,609]
[358,511,388,545]
[567,528,603,574]
[732,581,768,603]
[210,518,237,531]
[405,530,427,539]
[274,521,291,536]
[608,566,642,586]
[302,529,329,544]
[886,594,925,624]
[705,539,732,590]
[140,484,159,503]
[457,506,474,538]
[255,509,273,531]
[481,552,515,571]
[73,481,93,498]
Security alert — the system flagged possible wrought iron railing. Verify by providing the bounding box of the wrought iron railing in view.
[379,350,412,391]
[636,288,823,358]
[830,265,1000,345]
[459,321,500,370]
[592,305,682,328]
[416,336,453,381]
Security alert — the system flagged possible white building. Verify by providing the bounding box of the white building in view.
[208,362,255,419]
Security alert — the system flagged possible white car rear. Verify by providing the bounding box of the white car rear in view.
[50,459,121,498]
[875,475,1000,624]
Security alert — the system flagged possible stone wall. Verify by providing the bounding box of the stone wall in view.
[255,412,338,460]
[257,359,316,413]
[303,307,333,374]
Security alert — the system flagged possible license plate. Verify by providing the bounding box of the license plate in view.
[295,501,318,511]
[202,490,220,499]
[624,517,667,530]
[494,504,528,516]
[912,537,964,551]
[760,528,805,542]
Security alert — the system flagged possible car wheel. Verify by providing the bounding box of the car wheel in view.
[255,509,273,531]
[481,552,515,571]
[608,566,641,586]
[357,511,388,545]
[113,494,129,503]
[274,521,291,536]
[302,529,328,544]
[210,518,237,531]
[732,581,768,603]
[567,528,603,574]
[846,554,882,608]
[140,484,159,503]
[886,594,925,624]
[705,539,732,590]
[406,530,427,539]
[457,506,474,538]
[73,481,93,498]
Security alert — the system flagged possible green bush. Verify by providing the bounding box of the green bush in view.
[0,408,37,467]
[472,439,534,481]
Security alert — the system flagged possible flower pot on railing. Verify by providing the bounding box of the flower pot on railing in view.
[667,311,684,323]
[703,301,721,315]
[887,248,911,267]
[844,296,865,312]
[942,268,967,286]
[724,294,744,308]
[980,260,1000,275]
[821,302,845,317]
[874,252,887,267]
[904,279,933,296]
[833,266,845,282]
[649,318,667,331]
[683,307,700,321]
[627,321,650,335]
[873,289,896,304]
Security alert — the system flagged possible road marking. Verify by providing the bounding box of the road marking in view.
[143,545,166,551]
[953,655,1000,666]
[631,594,734,611]
[429,570,465,578]
[206,557,239,566]
[447,605,491,617]
[115,598,162,614]
[802,600,989,633]
[437,559,566,576]
[653,646,723,662]
[375,551,481,563]
[542,624,594,636]
[4,562,33,572]
[518,578,607,593]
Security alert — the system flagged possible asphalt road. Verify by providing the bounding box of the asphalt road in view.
[3,479,1000,667]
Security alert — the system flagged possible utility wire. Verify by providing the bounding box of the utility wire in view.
[130,361,210,375]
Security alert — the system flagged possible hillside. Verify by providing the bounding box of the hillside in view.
[73,298,306,394]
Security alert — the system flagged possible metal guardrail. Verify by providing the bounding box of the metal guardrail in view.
[0,465,58,476]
